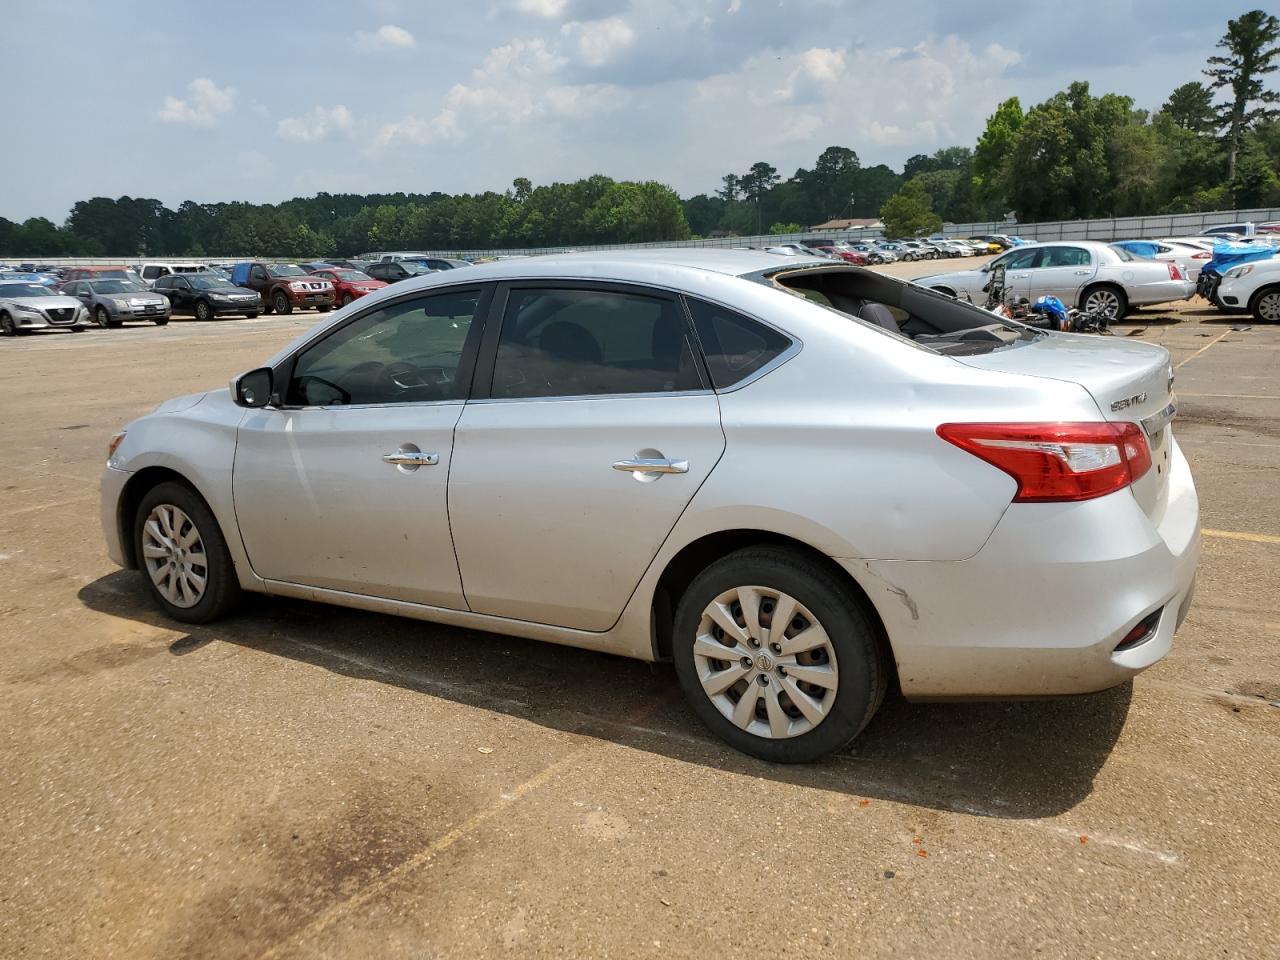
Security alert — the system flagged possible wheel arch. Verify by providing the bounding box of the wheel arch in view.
[1078,280,1126,311]
[116,467,216,569]
[650,529,894,678]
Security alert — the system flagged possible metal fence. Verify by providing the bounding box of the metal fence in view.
[8,207,1280,266]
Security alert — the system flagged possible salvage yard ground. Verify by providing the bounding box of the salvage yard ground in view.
[1,256,1277,958]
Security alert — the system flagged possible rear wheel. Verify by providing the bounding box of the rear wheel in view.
[273,291,292,315]
[1248,287,1280,323]
[1081,284,1128,321]
[672,546,890,763]
[133,481,242,624]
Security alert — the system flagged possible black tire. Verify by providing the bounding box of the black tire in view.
[1,311,18,336]
[273,291,292,315]
[261,300,273,315]
[69,325,84,332]
[316,304,331,312]
[341,293,353,307]
[95,306,117,329]
[133,480,242,624]
[245,312,259,319]
[671,546,890,763]
[153,316,169,326]
[194,299,213,322]
[1080,283,1129,321]
[1250,286,1280,323]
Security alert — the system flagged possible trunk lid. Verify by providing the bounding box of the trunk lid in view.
[955,333,1175,520]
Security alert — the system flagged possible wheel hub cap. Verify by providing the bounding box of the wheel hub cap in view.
[141,504,208,609]
[694,586,839,740]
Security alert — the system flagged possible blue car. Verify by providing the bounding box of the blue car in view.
[0,271,57,287]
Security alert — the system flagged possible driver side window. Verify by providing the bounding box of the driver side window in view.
[286,289,481,407]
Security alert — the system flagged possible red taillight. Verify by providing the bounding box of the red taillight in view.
[1167,262,1183,280]
[1191,252,1211,260]
[936,422,1152,502]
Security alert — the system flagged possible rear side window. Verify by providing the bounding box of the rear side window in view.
[1041,246,1091,267]
[684,297,793,390]
[490,287,704,399]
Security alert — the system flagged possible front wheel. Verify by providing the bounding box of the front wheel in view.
[152,316,169,326]
[316,304,331,312]
[1081,285,1128,322]
[671,546,890,763]
[341,294,354,306]
[245,312,259,319]
[133,481,242,624]
[1,311,18,336]
[194,300,213,322]
[95,306,117,329]
[1251,288,1280,323]
[273,292,292,315]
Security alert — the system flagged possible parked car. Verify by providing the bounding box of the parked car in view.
[154,272,262,320]
[845,243,888,264]
[0,281,87,334]
[365,260,436,283]
[306,267,388,306]
[803,242,868,265]
[229,262,334,315]
[915,241,1194,319]
[62,278,170,327]
[1216,257,1280,321]
[60,266,145,287]
[0,270,57,286]
[322,259,376,272]
[99,248,1197,762]
[135,262,205,288]
[969,235,1015,252]
[1113,240,1210,283]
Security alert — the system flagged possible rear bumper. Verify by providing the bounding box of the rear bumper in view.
[844,438,1199,699]
[1127,278,1195,307]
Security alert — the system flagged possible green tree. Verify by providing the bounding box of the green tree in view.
[880,179,942,237]
[972,97,1023,213]
[1162,81,1217,133]
[768,222,803,235]
[1205,8,1280,183]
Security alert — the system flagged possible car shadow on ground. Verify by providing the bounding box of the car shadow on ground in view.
[79,570,1132,821]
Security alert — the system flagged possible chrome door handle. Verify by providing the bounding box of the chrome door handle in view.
[612,457,688,474]
[382,449,439,466]
[1074,270,1092,275]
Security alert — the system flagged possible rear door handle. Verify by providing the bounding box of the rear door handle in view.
[1074,270,1092,275]
[612,457,688,475]
[382,449,439,466]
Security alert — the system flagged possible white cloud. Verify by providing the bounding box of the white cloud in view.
[374,110,461,147]
[156,78,235,126]
[354,24,416,53]
[510,0,569,17]
[562,16,636,67]
[276,105,355,142]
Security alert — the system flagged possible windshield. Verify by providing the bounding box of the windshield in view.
[189,275,238,290]
[266,263,307,278]
[92,280,147,294]
[333,270,373,281]
[0,283,54,297]
[92,270,135,280]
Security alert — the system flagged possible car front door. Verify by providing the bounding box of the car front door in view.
[232,285,489,607]
[1028,245,1097,304]
[448,282,726,631]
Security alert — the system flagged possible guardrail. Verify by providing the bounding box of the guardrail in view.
[7,207,1279,266]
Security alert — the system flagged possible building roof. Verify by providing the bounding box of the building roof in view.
[808,218,883,231]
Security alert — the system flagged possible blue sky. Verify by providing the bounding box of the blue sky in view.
[0,0,1239,222]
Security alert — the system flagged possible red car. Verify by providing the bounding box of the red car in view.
[307,267,388,307]
[810,244,868,266]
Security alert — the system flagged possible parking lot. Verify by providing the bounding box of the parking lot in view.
[2,262,1278,958]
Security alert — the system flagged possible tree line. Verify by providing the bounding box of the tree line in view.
[2,9,1277,257]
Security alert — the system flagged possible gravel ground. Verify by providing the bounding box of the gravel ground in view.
[1,260,1277,959]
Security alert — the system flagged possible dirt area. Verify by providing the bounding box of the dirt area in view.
[1,263,1277,959]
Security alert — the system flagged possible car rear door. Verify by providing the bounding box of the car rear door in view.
[232,285,489,607]
[448,281,726,631]
[1028,244,1097,304]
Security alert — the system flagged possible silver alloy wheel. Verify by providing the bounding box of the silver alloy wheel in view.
[1084,287,1122,319]
[96,307,110,328]
[693,585,839,739]
[141,504,208,609]
[196,300,211,321]
[1257,291,1280,322]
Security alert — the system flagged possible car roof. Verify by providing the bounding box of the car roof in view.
[429,247,830,282]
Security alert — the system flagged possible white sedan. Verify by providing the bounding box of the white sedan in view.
[100,250,1199,762]
[915,240,1195,319]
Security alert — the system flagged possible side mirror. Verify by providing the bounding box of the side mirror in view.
[234,367,274,408]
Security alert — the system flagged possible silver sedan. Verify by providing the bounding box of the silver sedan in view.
[62,278,170,328]
[100,249,1198,761]
[914,240,1195,319]
[0,281,87,334]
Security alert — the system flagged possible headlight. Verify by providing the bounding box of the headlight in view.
[106,431,126,465]
[15,303,41,313]
[289,281,306,291]
[209,293,231,301]
[1224,265,1253,279]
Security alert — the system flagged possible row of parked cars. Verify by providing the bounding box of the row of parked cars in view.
[0,254,473,335]
[763,236,1014,266]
